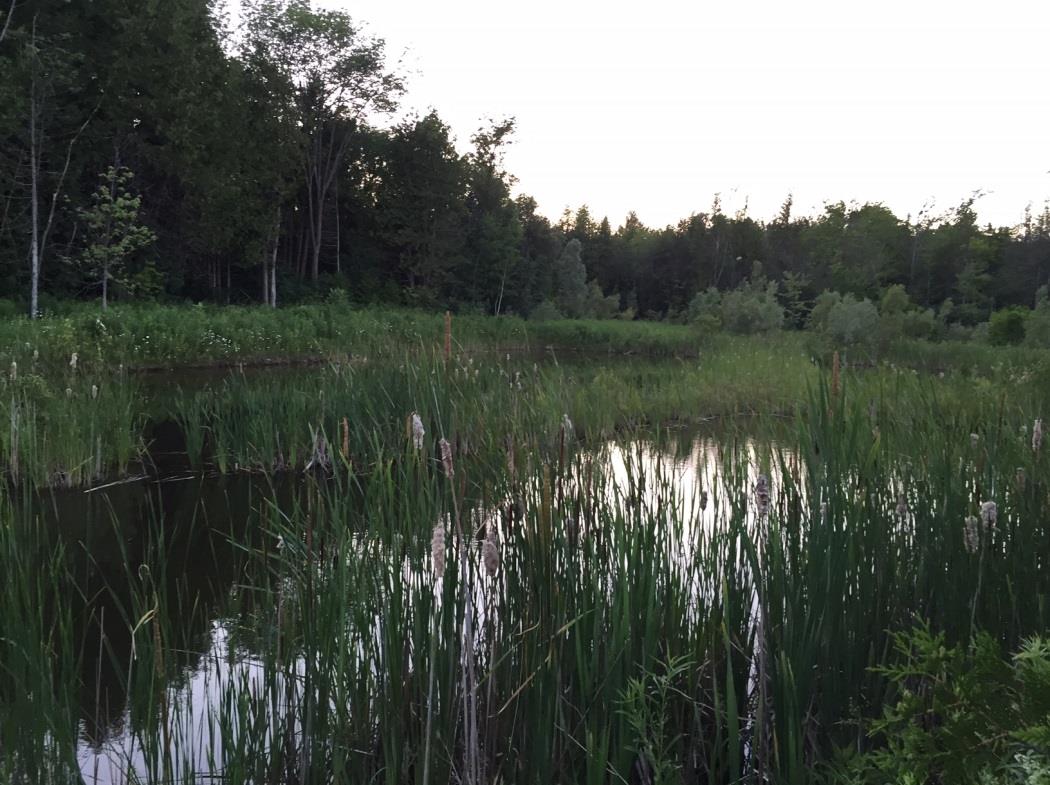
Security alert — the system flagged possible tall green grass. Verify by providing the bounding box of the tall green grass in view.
[4,365,1048,783]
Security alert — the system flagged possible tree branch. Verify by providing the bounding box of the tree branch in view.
[0,0,17,43]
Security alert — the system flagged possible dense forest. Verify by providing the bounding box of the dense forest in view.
[2,0,1049,325]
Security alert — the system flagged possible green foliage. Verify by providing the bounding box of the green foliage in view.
[989,307,1028,345]
[686,287,722,331]
[552,238,589,317]
[1025,288,1050,348]
[74,167,156,308]
[529,299,563,321]
[719,273,784,334]
[837,625,1050,785]
[618,656,695,785]
[823,294,879,347]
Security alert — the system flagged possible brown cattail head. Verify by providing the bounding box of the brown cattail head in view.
[699,489,709,512]
[505,433,516,481]
[754,474,770,518]
[341,416,349,458]
[980,500,997,531]
[1034,418,1044,452]
[482,524,500,577]
[431,524,446,578]
[895,493,909,520]
[963,515,980,554]
[411,413,425,450]
[439,438,454,478]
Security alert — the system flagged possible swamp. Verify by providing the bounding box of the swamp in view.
[1,311,1049,784]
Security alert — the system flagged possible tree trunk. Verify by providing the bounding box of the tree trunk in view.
[29,81,39,319]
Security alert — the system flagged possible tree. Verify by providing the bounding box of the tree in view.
[376,112,467,298]
[242,0,403,282]
[76,166,155,309]
[463,118,522,312]
[552,239,588,317]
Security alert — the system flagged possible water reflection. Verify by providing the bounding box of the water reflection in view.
[55,428,793,784]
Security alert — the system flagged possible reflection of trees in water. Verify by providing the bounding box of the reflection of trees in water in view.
[31,475,270,746]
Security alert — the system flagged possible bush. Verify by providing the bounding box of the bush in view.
[720,281,783,335]
[824,295,879,348]
[1025,288,1050,348]
[989,307,1028,346]
[529,300,563,322]
[686,287,722,332]
[806,290,842,332]
[836,625,1050,785]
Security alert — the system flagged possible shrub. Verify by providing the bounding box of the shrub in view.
[836,625,1050,785]
[806,290,842,332]
[529,300,563,322]
[686,287,722,332]
[989,307,1028,346]
[824,294,879,348]
[1025,288,1050,348]
[720,281,783,335]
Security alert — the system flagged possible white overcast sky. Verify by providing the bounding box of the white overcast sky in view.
[308,0,1050,230]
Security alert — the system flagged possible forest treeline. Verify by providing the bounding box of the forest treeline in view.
[2,0,1050,327]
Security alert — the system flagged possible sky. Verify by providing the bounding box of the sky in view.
[311,0,1050,230]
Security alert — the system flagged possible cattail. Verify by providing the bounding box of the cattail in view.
[91,384,98,400]
[1016,467,1027,492]
[562,413,574,439]
[411,413,425,450]
[505,434,516,481]
[895,493,908,520]
[963,516,980,554]
[699,490,709,512]
[970,433,980,449]
[980,500,997,531]
[439,438,454,478]
[431,524,446,578]
[69,352,78,371]
[443,311,452,362]
[482,525,500,577]
[1033,419,1043,452]
[754,474,770,518]
[341,416,349,458]
[8,361,15,381]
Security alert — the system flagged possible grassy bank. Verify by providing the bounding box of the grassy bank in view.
[0,303,703,374]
